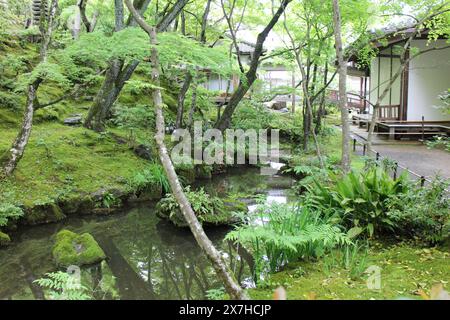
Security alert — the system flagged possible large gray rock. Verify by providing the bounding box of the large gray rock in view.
[64,114,82,125]
[133,144,152,160]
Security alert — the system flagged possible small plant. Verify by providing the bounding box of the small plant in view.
[128,163,170,194]
[36,138,53,158]
[386,176,450,244]
[0,203,23,227]
[226,202,350,278]
[306,168,409,237]
[205,287,226,300]
[323,241,369,280]
[426,136,450,153]
[101,192,121,209]
[34,271,92,300]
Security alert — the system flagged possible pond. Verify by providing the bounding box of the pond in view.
[0,166,295,300]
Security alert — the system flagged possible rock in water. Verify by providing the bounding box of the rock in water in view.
[0,231,11,247]
[52,230,106,267]
[63,115,82,125]
[133,144,152,160]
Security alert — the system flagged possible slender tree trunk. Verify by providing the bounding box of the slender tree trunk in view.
[84,0,189,132]
[72,5,81,39]
[175,71,192,129]
[214,0,292,132]
[316,61,328,132]
[2,0,58,177]
[124,0,248,300]
[332,0,351,173]
[187,76,198,130]
[3,82,40,176]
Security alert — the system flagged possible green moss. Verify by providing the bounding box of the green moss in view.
[195,165,212,180]
[24,203,66,225]
[0,231,11,246]
[52,229,106,267]
[0,122,148,209]
[176,166,196,184]
[249,242,450,300]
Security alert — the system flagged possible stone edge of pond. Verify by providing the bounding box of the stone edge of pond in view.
[0,163,257,247]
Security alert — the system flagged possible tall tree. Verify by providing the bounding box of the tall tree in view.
[84,0,189,132]
[124,0,248,300]
[2,0,59,176]
[214,0,292,132]
[332,0,351,173]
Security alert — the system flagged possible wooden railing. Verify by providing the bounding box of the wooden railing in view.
[377,105,400,121]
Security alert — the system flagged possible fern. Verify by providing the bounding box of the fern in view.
[226,203,350,276]
[34,272,92,300]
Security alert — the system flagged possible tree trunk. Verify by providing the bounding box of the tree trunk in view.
[124,0,248,300]
[3,82,40,176]
[214,0,292,132]
[84,0,189,132]
[2,0,58,177]
[186,76,198,130]
[175,71,192,128]
[316,62,328,132]
[332,0,351,173]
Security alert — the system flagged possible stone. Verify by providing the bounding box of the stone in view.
[0,231,11,247]
[155,194,247,228]
[195,165,212,180]
[63,114,82,125]
[133,144,152,160]
[52,230,106,267]
[271,101,287,110]
[24,203,66,225]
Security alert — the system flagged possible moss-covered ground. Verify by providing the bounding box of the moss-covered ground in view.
[249,241,450,300]
[0,120,148,207]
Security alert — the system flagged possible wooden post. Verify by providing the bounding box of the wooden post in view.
[421,115,425,143]
[353,138,356,151]
[393,162,398,179]
[291,71,296,114]
[363,143,366,156]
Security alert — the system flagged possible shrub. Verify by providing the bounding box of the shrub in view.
[155,187,243,227]
[226,202,350,277]
[232,100,274,130]
[386,177,450,244]
[128,163,170,194]
[426,136,450,153]
[0,203,24,227]
[305,168,409,237]
[323,240,369,280]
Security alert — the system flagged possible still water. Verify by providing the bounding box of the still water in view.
[0,166,295,300]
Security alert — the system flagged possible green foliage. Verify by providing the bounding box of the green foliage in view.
[226,202,350,277]
[386,177,450,244]
[435,89,450,114]
[128,163,170,194]
[205,287,226,300]
[159,186,223,219]
[34,271,92,300]
[306,168,409,237]
[323,241,369,280]
[231,100,274,130]
[426,135,450,152]
[0,202,24,227]
[100,192,121,209]
[113,103,155,145]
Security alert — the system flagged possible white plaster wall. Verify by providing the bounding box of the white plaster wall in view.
[407,39,450,121]
[369,55,401,107]
[206,74,235,92]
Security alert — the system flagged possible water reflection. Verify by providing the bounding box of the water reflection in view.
[0,166,294,300]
